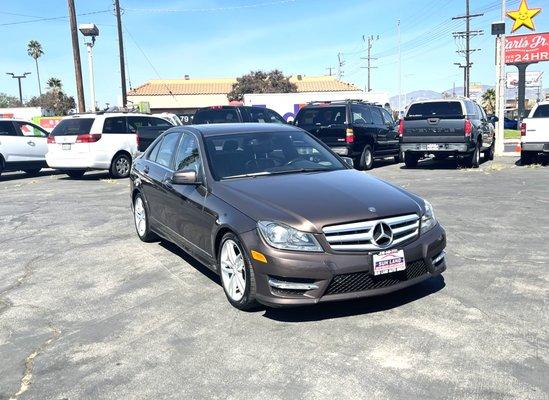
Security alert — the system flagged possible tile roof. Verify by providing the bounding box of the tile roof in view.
[128,76,361,96]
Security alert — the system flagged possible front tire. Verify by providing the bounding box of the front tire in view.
[65,170,85,179]
[110,153,131,179]
[219,233,259,311]
[133,193,157,242]
[485,140,495,161]
[358,145,374,170]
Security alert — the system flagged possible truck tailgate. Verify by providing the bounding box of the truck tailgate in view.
[522,118,549,143]
[402,118,466,143]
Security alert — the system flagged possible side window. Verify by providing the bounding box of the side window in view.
[150,117,173,127]
[351,105,369,125]
[15,122,48,137]
[370,107,384,125]
[248,108,269,123]
[381,109,394,125]
[0,121,18,136]
[464,101,477,117]
[266,109,286,124]
[102,117,127,134]
[155,132,181,168]
[174,133,201,174]
[147,138,162,161]
[127,116,152,133]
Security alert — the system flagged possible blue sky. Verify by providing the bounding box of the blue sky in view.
[1,0,548,107]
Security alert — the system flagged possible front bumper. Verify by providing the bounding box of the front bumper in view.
[401,142,471,154]
[241,224,446,307]
[521,142,549,153]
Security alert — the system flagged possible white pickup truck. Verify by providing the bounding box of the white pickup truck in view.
[521,101,549,164]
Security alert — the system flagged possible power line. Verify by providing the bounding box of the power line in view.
[0,10,111,26]
[123,0,298,13]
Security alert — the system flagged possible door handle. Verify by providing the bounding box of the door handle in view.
[143,166,149,174]
[27,141,36,146]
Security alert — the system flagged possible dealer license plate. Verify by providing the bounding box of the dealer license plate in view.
[373,249,406,276]
[62,143,71,150]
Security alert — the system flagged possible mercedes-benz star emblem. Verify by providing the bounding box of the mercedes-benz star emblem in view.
[372,222,393,247]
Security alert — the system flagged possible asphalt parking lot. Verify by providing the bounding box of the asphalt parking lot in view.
[1,157,548,400]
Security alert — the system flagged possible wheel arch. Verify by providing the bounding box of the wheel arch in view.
[111,149,132,164]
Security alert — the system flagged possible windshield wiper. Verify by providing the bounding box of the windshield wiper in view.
[268,168,332,176]
[222,171,272,179]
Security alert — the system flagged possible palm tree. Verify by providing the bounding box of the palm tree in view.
[481,89,496,115]
[46,77,62,92]
[27,40,44,95]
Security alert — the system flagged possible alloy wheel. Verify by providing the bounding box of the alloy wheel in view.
[134,197,147,237]
[116,156,130,176]
[220,239,246,302]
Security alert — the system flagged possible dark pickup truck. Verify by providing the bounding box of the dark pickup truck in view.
[399,99,495,168]
[137,126,172,152]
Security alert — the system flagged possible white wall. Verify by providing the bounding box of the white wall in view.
[0,107,49,120]
[243,91,390,121]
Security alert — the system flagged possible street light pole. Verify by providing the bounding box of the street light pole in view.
[6,72,31,103]
[79,24,99,112]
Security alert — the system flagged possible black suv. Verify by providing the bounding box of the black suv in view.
[399,99,495,168]
[193,105,286,125]
[293,100,400,170]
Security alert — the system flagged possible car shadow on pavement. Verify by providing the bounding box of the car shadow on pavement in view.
[158,240,221,284]
[0,168,63,182]
[399,157,492,170]
[57,171,115,181]
[263,275,446,322]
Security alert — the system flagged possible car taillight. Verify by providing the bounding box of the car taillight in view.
[76,133,102,143]
[464,119,472,137]
[520,122,526,136]
[47,135,55,144]
[345,128,354,143]
[398,119,405,137]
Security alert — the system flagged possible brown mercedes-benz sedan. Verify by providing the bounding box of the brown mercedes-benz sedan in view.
[130,123,446,310]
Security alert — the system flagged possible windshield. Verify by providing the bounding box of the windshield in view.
[532,104,549,118]
[194,108,239,124]
[295,106,346,127]
[51,118,94,136]
[406,102,464,120]
[204,130,346,180]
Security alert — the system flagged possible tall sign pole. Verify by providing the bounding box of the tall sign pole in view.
[494,1,506,156]
[68,0,85,112]
[114,0,127,108]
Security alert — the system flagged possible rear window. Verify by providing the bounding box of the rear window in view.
[51,118,94,136]
[295,106,346,127]
[406,102,464,120]
[193,108,240,124]
[532,104,549,118]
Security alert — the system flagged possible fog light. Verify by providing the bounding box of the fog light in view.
[268,278,318,291]
[432,250,446,266]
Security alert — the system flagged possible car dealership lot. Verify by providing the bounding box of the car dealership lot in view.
[0,158,547,400]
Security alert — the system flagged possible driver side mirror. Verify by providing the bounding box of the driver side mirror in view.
[341,157,355,168]
[171,170,200,185]
[489,115,499,123]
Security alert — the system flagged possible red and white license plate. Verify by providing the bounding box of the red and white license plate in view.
[373,249,406,276]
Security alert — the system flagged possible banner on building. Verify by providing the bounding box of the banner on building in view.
[506,71,543,88]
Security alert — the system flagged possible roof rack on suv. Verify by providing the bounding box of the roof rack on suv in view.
[307,99,376,106]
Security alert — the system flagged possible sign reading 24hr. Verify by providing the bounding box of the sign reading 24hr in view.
[505,32,549,64]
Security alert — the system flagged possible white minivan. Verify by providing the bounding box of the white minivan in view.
[46,112,173,178]
[0,118,49,177]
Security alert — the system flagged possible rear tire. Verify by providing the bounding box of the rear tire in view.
[65,170,85,179]
[110,153,131,179]
[23,168,41,176]
[133,193,157,242]
[358,145,374,170]
[219,232,260,311]
[404,153,419,168]
[464,143,480,168]
[521,151,534,165]
[0,155,4,177]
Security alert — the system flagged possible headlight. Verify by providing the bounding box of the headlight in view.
[258,221,323,252]
[420,200,437,234]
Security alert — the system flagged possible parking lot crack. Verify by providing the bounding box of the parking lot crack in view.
[8,324,61,400]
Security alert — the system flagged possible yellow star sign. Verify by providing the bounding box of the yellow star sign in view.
[507,0,542,32]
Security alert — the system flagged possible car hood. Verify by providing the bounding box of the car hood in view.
[213,170,423,233]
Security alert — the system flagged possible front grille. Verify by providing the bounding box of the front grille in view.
[323,214,420,252]
[324,259,429,295]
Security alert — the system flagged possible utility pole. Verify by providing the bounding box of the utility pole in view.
[114,0,127,108]
[68,0,85,112]
[453,0,483,97]
[361,34,379,92]
[397,20,402,115]
[337,52,345,79]
[325,67,334,76]
[454,62,469,96]
[6,72,31,103]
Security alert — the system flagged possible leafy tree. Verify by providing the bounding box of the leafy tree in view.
[481,88,496,114]
[27,40,44,95]
[26,78,75,115]
[0,92,23,108]
[228,70,297,101]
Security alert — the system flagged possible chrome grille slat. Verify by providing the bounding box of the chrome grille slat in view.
[323,213,420,252]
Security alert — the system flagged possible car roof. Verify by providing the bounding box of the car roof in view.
[61,112,156,119]
[409,98,468,105]
[184,123,298,137]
